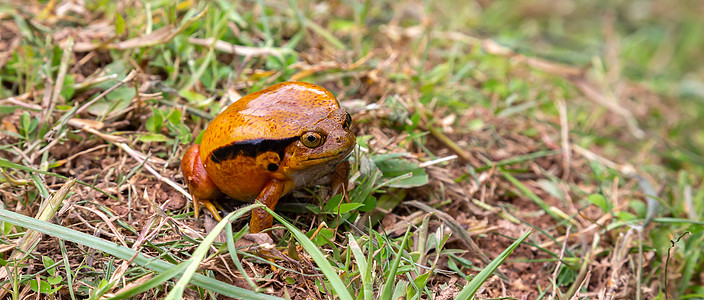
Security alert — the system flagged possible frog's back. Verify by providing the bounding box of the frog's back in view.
[199,81,340,160]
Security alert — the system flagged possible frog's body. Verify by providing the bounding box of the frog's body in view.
[181,82,355,232]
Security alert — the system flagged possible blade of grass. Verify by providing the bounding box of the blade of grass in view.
[58,239,77,300]
[0,158,117,200]
[502,170,576,226]
[165,204,262,300]
[348,233,373,300]
[255,0,273,45]
[456,230,533,299]
[653,218,704,225]
[304,19,346,50]
[111,262,189,299]
[264,206,354,300]
[226,222,259,291]
[406,200,492,266]
[474,150,561,172]
[178,10,227,92]
[392,280,408,299]
[0,179,74,287]
[44,37,73,123]
[380,225,411,299]
[0,208,281,300]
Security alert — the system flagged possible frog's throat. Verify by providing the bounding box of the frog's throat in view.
[209,136,298,163]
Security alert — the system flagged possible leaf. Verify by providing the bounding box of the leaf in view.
[348,233,373,299]
[325,194,365,214]
[179,90,208,106]
[337,203,365,214]
[360,195,377,212]
[309,228,335,247]
[449,253,473,269]
[47,275,63,285]
[115,13,125,35]
[587,194,612,213]
[167,122,192,142]
[60,74,75,100]
[306,204,320,214]
[146,107,164,133]
[373,157,428,188]
[391,280,408,299]
[370,153,406,162]
[407,271,431,299]
[0,106,20,114]
[42,256,56,276]
[446,257,462,275]
[167,108,182,124]
[20,111,31,135]
[86,86,135,116]
[616,211,636,222]
[30,279,53,294]
[138,133,169,142]
[95,61,129,89]
[388,169,428,188]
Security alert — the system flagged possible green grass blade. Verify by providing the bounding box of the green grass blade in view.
[502,170,566,223]
[0,208,282,300]
[0,158,116,200]
[392,280,408,299]
[347,233,368,279]
[264,206,354,300]
[347,233,373,300]
[110,261,189,299]
[475,150,561,172]
[304,19,346,50]
[456,230,533,299]
[380,225,412,299]
[165,204,261,300]
[58,239,77,300]
[226,222,259,291]
[653,218,704,225]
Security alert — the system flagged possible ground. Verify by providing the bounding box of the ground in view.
[0,0,703,299]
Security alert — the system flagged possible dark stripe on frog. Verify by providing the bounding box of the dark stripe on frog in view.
[209,136,299,164]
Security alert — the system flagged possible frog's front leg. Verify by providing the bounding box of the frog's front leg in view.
[181,144,223,220]
[330,161,351,196]
[250,179,288,233]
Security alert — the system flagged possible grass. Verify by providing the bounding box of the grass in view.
[0,0,703,298]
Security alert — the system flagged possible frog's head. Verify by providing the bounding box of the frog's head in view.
[279,107,355,184]
[201,81,356,188]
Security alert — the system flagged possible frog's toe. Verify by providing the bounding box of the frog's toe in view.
[194,198,223,221]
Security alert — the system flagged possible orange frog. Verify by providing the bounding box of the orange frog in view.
[180,82,355,233]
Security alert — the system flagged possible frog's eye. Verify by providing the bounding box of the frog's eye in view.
[301,132,324,148]
[343,112,352,129]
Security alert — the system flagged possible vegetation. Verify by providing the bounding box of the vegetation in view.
[0,0,703,298]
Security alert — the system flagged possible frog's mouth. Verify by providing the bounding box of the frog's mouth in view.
[303,149,351,162]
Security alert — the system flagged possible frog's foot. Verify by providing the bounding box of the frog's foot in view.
[193,198,223,221]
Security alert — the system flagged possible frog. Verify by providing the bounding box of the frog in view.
[180,81,356,233]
